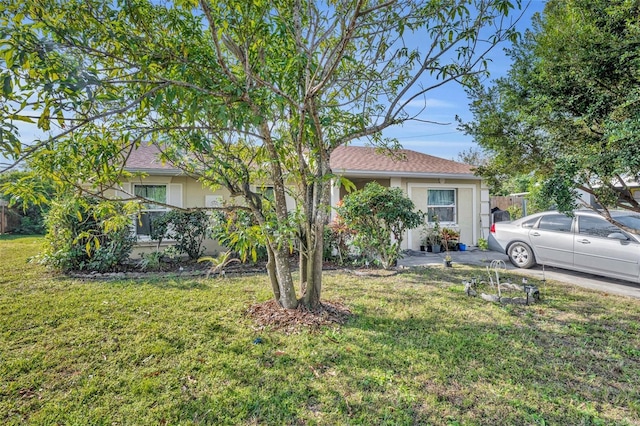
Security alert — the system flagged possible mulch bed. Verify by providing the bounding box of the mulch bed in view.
[68,260,366,332]
[67,259,359,280]
[246,299,353,333]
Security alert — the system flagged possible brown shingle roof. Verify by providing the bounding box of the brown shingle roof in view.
[125,143,474,177]
[330,145,474,176]
[125,144,179,172]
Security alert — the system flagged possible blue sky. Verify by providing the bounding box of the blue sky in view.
[2,1,546,169]
[382,0,546,161]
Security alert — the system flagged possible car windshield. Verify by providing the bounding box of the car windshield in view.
[615,214,640,232]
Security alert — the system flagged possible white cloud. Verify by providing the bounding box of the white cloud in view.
[402,98,457,109]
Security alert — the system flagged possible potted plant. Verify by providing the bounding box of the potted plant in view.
[419,228,428,252]
[427,216,441,253]
[440,227,460,267]
[440,227,460,252]
[419,220,440,252]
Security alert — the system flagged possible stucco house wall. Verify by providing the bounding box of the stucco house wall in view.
[120,144,489,256]
[407,181,478,248]
[115,175,230,258]
[329,146,489,250]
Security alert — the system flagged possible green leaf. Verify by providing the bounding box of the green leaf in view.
[4,49,14,69]
[37,106,51,131]
[2,75,12,96]
[11,114,35,124]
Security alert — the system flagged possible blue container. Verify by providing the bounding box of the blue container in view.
[459,243,466,251]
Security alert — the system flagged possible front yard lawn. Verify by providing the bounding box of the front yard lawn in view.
[1,235,639,424]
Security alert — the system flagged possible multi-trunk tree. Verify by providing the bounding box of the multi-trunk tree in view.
[462,0,640,226]
[1,0,521,309]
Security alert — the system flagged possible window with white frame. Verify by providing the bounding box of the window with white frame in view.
[427,189,456,223]
[134,184,168,238]
[260,185,275,201]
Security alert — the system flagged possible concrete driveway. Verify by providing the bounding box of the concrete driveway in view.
[399,248,640,299]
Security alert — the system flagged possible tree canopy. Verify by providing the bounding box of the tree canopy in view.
[1,0,522,308]
[461,0,640,223]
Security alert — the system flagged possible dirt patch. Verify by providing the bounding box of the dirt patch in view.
[68,259,349,280]
[246,299,353,333]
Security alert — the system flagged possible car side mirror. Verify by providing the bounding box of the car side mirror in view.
[607,232,629,241]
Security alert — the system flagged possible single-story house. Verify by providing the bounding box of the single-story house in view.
[329,146,489,250]
[117,144,489,256]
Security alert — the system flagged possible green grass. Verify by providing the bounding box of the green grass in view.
[2,235,640,425]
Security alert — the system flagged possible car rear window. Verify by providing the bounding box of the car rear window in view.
[537,214,573,232]
[520,217,539,229]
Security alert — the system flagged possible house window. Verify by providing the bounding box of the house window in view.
[134,184,168,238]
[205,195,224,208]
[427,189,456,223]
[261,186,275,201]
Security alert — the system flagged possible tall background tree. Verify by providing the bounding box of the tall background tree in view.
[461,0,640,224]
[1,0,522,309]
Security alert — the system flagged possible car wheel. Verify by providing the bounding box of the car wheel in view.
[507,242,536,269]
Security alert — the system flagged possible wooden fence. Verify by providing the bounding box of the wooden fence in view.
[490,195,525,212]
[0,201,20,234]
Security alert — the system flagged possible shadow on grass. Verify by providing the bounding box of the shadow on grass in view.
[0,234,44,241]
[77,276,212,291]
[168,296,639,424]
[333,272,640,424]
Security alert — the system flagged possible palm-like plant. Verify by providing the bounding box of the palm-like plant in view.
[440,227,460,261]
[198,250,241,278]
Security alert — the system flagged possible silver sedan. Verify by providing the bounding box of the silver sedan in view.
[489,210,640,283]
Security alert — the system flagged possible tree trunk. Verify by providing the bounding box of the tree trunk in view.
[302,241,318,307]
[266,245,282,307]
[303,219,324,307]
[271,243,298,309]
[242,170,297,309]
[301,175,330,308]
[299,230,308,295]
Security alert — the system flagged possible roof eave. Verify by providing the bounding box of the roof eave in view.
[333,169,481,180]
[124,167,184,176]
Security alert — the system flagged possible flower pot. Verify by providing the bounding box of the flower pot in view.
[420,245,426,252]
[432,244,441,253]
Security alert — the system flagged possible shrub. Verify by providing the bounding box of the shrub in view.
[198,250,241,278]
[419,215,441,248]
[323,215,354,265]
[14,215,46,235]
[150,210,211,260]
[210,210,267,263]
[478,237,489,251]
[136,250,164,271]
[337,182,423,269]
[38,196,134,272]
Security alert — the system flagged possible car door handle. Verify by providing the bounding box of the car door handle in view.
[531,232,540,237]
[577,239,591,244]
